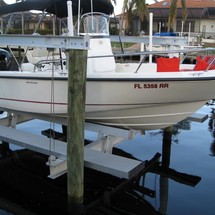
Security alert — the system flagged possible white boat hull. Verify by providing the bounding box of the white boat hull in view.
[86,101,206,130]
[0,70,214,130]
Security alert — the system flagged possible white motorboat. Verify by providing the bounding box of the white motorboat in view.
[0,0,215,131]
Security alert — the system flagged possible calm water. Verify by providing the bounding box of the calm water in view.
[0,102,215,214]
[117,102,215,215]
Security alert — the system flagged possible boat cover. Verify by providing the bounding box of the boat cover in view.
[0,0,114,18]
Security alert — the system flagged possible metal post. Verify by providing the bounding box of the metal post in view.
[149,13,153,64]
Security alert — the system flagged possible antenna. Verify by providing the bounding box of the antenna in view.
[77,0,81,35]
[67,0,74,36]
[91,0,93,12]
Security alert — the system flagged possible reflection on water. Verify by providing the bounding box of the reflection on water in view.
[208,104,215,156]
[149,120,191,145]
[0,209,14,215]
[0,103,215,214]
[210,139,215,156]
[116,103,215,215]
[138,124,201,215]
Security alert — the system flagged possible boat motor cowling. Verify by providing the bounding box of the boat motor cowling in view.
[0,49,11,71]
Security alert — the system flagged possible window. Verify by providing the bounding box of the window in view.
[162,2,168,6]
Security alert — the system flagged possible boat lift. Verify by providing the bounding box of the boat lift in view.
[0,34,208,180]
[0,108,208,180]
[0,34,148,180]
[0,111,146,179]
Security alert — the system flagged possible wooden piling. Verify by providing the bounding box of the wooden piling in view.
[162,126,173,168]
[67,49,87,214]
[160,126,172,214]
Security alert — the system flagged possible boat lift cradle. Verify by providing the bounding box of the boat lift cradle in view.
[0,111,151,180]
[0,107,208,180]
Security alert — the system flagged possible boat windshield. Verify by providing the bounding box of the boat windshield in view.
[79,13,109,36]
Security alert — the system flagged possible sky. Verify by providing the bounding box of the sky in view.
[4,0,161,15]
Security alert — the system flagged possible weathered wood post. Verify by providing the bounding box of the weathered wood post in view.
[67,48,87,214]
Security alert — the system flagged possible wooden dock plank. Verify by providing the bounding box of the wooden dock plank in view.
[0,125,144,179]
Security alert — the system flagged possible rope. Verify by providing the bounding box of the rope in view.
[48,49,56,163]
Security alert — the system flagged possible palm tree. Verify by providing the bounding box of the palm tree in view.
[119,0,149,35]
[181,0,188,23]
[167,0,177,32]
[167,0,187,32]
[121,0,134,34]
[135,0,149,26]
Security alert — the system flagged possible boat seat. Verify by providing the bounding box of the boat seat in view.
[21,63,34,71]
[87,38,116,73]
[31,48,49,57]
[90,51,116,73]
[157,57,180,72]
[194,56,215,71]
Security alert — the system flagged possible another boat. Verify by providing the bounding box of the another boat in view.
[0,0,215,131]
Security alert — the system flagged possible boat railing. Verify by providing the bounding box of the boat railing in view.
[88,47,215,60]
[21,45,215,74]
[33,58,66,72]
[87,47,215,73]
[205,57,215,71]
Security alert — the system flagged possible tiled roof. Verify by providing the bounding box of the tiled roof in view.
[148,0,215,9]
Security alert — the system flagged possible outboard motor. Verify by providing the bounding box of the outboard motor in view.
[0,49,11,71]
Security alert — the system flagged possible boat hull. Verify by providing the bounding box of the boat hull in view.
[86,101,206,130]
[0,73,214,130]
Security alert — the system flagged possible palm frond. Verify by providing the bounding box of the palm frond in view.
[135,0,149,21]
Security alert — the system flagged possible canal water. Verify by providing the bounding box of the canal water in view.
[0,102,215,214]
[117,102,215,215]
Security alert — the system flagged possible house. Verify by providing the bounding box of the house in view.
[148,0,215,38]
[119,0,215,38]
[1,12,56,34]
[0,0,62,35]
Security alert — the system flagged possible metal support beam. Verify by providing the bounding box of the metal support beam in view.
[0,34,90,50]
[110,35,189,46]
[0,124,144,180]
[187,113,208,123]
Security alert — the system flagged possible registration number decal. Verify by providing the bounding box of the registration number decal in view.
[26,81,38,84]
[134,83,169,89]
